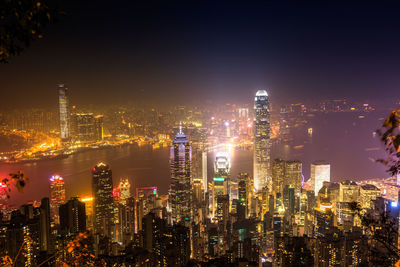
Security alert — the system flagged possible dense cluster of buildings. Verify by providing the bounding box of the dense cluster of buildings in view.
[0,89,396,266]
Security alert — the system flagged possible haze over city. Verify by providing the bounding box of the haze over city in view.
[1,1,400,107]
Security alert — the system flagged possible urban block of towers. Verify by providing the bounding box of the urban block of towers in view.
[52,90,376,249]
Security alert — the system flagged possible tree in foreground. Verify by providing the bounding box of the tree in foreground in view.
[0,0,62,63]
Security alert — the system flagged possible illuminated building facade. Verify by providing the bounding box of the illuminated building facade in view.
[58,84,70,141]
[202,151,208,192]
[71,113,104,143]
[310,161,330,196]
[116,197,135,245]
[118,178,131,205]
[339,180,359,202]
[94,115,104,141]
[81,195,94,230]
[212,153,230,217]
[216,194,229,251]
[272,159,285,197]
[192,178,205,223]
[253,90,271,191]
[92,162,115,238]
[238,107,250,136]
[49,175,66,224]
[216,194,229,226]
[336,202,354,226]
[359,184,381,209]
[136,186,158,230]
[238,172,253,218]
[285,160,302,196]
[113,178,134,244]
[238,179,247,220]
[137,186,158,199]
[169,126,192,223]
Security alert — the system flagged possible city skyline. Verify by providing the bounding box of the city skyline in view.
[0,83,398,265]
[1,1,400,266]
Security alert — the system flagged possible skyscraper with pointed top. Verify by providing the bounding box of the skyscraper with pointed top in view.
[169,124,192,223]
[253,90,271,191]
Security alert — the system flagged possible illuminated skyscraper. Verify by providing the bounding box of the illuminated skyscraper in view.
[216,194,229,247]
[202,151,208,192]
[237,180,247,220]
[339,180,359,202]
[192,178,204,224]
[58,84,70,141]
[238,172,252,218]
[169,125,192,223]
[310,161,330,196]
[212,153,230,217]
[272,159,302,197]
[94,115,104,141]
[118,178,131,205]
[71,113,104,143]
[114,178,134,245]
[272,159,285,196]
[238,107,250,136]
[359,184,381,209]
[253,90,271,191]
[81,195,94,230]
[49,174,66,224]
[285,160,302,196]
[92,162,115,238]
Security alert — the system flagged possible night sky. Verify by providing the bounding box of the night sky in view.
[1,1,400,108]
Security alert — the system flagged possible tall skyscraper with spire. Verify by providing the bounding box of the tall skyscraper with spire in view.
[169,124,192,223]
[253,90,271,191]
[58,84,70,141]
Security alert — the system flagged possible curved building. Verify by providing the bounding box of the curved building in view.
[253,90,271,191]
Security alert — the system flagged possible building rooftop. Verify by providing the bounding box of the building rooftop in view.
[256,90,268,97]
[361,184,379,191]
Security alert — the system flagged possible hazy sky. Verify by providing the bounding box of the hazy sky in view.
[1,1,400,108]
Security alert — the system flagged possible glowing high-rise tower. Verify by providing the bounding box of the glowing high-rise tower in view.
[49,174,66,224]
[92,162,115,238]
[58,84,70,141]
[212,152,230,217]
[118,178,131,205]
[169,124,192,223]
[253,90,271,191]
[310,161,330,196]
